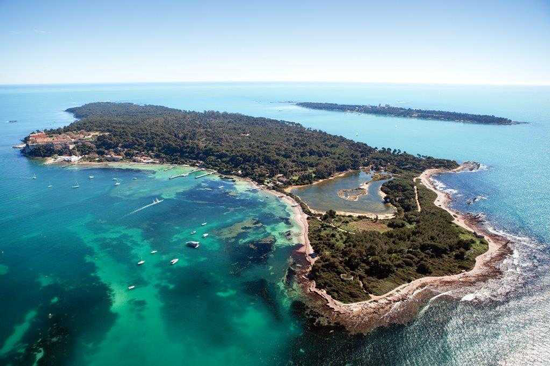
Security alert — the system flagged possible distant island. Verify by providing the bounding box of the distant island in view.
[21,103,510,332]
[296,102,524,125]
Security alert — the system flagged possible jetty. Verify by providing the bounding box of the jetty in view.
[195,171,214,179]
[169,169,199,180]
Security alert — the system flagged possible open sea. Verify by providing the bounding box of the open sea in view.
[0,82,549,365]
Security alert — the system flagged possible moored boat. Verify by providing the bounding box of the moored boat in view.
[170,258,179,265]
[186,241,200,249]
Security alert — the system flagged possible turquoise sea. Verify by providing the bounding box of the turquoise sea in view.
[1,83,549,365]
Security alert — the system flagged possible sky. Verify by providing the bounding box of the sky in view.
[0,0,549,85]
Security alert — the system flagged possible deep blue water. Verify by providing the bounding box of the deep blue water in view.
[1,82,549,365]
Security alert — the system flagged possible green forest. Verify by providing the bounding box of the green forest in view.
[297,102,522,125]
[308,172,488,303]
[25,102,457,185]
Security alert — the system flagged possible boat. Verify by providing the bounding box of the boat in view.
[128,285,136,290]
[133,177,138,180]
[48,184,53,188]
[201,222,207,226]
[72,184,80,189]
[32,174,37,180]
[150,250,158,254]
[115,182,120,186]
[190,230,196,235]
[8,120,17,123]
[170,258,179,265]
[151,198,163,205]
[202,233,209,238]
[186,241,200,249]
[89,175,94,179]
[113,178,118,181]
[137,260,145,265]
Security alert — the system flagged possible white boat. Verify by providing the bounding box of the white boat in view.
[89,175,94,179]
[201,222,207,226]
[128,285,136,290]
[48,184,53,188]
[72,184,80,189]
[152,198,163,205]
[186,241,200,249]
[133,177,138,180]
[150,250,158,254]
[202,233,209,238]
[137,260,145,265]
[115,182,120,186]
[170,258,179,265]
[32,175,37,180]
[113,178,118,181]
[190,230,197,235]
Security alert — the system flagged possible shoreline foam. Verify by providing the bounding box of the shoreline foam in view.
[295,164,513,334]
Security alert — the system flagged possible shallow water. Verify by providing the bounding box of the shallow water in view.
[1,82,549,365]
[290,170,393,215]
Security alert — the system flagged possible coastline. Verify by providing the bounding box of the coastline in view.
[36,156,512,334]
[295,164,513,334]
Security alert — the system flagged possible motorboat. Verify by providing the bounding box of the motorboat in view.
[186,241,200,249]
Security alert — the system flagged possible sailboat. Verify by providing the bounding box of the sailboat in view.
[32,174,37,180]
[72,178,80,189]
[115,181,120,186]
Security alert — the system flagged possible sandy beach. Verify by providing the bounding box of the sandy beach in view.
[296,164,513,334]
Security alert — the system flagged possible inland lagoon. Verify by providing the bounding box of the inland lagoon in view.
[289,170,395,217]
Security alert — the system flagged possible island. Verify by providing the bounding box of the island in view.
[21,102,510,332]
[296,102,524,125]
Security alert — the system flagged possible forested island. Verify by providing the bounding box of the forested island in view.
[22,102,488,304]
[297,102,523,125]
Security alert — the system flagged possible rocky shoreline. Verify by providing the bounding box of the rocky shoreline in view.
[293,163,513,334]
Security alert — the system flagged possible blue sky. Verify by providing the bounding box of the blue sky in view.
[1,0,549,85]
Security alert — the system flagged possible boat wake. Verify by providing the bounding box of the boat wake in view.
[125,198,164,217]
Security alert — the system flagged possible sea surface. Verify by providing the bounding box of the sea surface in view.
[0,83,549,365]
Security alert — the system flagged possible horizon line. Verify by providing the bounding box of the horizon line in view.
[1,80,550,88]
